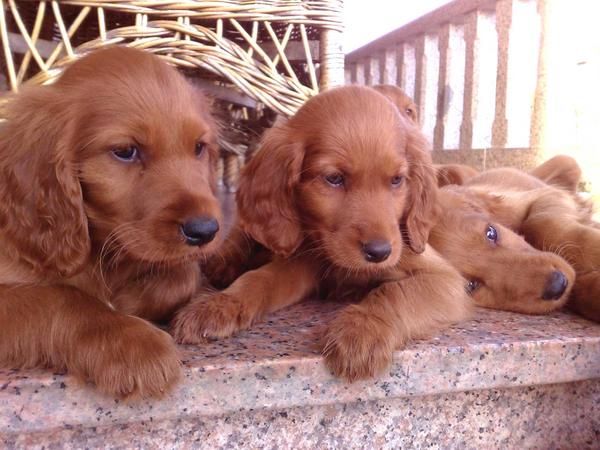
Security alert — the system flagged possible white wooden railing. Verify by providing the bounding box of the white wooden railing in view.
[345,0,600,191]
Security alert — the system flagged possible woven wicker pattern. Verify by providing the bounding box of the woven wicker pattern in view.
[52,1,343,28]
[1,0,343,114]
[0,0,343,188]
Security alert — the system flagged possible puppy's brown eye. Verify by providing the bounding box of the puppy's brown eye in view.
[195,141,206,157]
[485,225,498,244]
[391,175,404,187]
[466,279,482,294]
[324,173,344,187]
[112,145,139,162]
[405,108,413,116]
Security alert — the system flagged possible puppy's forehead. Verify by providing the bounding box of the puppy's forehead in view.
[295,86,407,158]
[299,86,400,124]
[105,70,198,117]
[62,48,209,120]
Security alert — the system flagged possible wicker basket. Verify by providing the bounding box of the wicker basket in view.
[0,0,344,189]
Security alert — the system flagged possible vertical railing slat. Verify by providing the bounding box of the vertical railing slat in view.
[382,47,396,85]
[355,61,366,85]
[415,33,440,143]
[395,43,405,89]
[434,24,450,150]
[366,56,379,85]
[344,67,352,85]
[349,62,358,84]
[460,11,477,150]
[444,22,466,150]
[471,9,498,150]
[504,0,541,148]
[414,35,425,119]
[491,0,512,148]
[401,42,416,100]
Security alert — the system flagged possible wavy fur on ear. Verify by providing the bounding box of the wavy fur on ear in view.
[236,124,304,257]
[401,124,439,254]
[0,86,90,277]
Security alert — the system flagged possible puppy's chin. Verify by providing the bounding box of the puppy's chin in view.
[127,241,221,265]
[472,291,568,315]
[107,227,222,266]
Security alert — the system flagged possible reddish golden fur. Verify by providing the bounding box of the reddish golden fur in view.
[529,154,582,193]
[173,86,471,380]
[372,84,419,125]
[435,163,480,187]
[0,47,222,398]
[429,156,599,321]
[434,156,582,191]
[370,88,480,189]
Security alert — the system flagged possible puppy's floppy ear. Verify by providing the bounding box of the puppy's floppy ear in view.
[0,86,90,277]
[435,164,480,187]
[401,125,439,254]
[236,124,304,257]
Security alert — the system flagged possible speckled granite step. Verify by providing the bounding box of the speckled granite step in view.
[1,302,599,448]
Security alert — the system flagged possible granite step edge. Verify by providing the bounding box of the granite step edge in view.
[2,335,599,435]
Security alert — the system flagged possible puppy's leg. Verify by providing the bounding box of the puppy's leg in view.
[171,257,318,343]
[530,155,582,192]
[523,219,600,273]
[0,285,181,398]
[521,199,600,322]
[111,262,201,322]
[323,248,471,381]
[520,193,600,272]
[202,222,268,289]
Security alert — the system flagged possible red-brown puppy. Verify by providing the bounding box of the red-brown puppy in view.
[429,185,575,315]
[430,160,599,321]
[372,84,419,125]
[0,47,222,398]
[173,86,470,380]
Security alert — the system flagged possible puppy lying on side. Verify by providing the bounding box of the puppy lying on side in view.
[173,86,471,380]
[434,154,581,191]
[371,86,596,318]
[0,47,222,398]
[434,154,583,191]
[429,157,599,321]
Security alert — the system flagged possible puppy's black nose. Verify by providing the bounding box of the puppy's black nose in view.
[542,271,568,300]
[362,240,392,263]
[181,217,219,246]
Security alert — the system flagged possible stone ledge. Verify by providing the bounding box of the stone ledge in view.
[1,301,599,439]
[5,380,599,448]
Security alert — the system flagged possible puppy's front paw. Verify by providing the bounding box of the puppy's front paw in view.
[80,318,181,399]
[323,305,394,381]
[171,293,255,343]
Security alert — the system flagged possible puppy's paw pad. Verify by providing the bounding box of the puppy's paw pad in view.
[322,306,394,381]
[85,322,181,399]
[171,293,251,343]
